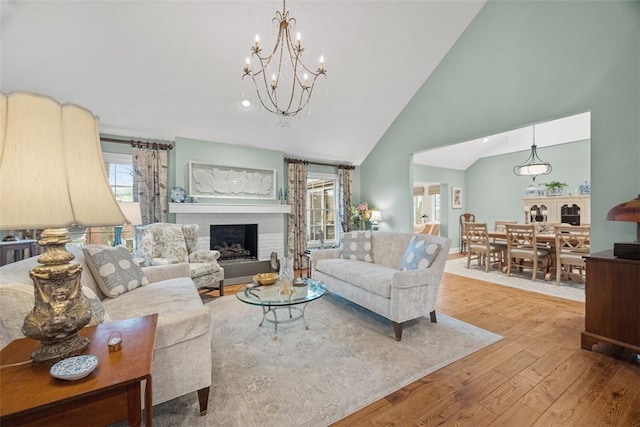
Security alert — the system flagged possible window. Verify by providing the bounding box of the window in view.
[306,173,338,247]
[85,153,135,247]
[432,194,441,222]
[413,194,423,224]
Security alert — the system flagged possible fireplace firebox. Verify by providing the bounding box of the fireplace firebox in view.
[210,224,258,261]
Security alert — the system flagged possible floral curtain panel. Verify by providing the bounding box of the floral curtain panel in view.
[287,161,308,270]
[132,147,168,224]
[338,167,353,233]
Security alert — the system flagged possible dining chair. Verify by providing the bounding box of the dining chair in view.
[459,213,476,254]
[492,220,517,265]
[554,225,590,284]
[465,222,502,272]
[505,224,551,282]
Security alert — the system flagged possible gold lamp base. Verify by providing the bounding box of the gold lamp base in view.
[22,228,92,365]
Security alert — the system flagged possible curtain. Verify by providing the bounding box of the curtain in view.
[339,167,353,233]
[287,161,308,271]
[132,147,168,224]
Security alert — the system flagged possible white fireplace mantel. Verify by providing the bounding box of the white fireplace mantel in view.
[169,203,291,215]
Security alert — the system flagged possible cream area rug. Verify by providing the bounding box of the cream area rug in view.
[148,292,502,427]
[445,256,585,302]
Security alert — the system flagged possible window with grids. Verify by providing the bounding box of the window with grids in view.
[306,174,338,247]
[85,153,135,246]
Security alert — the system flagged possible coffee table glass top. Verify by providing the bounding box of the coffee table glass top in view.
[236,278,326,307]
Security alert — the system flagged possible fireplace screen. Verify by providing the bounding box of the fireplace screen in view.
[210,224,258,261]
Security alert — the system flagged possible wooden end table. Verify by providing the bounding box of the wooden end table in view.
[0,314,158,427]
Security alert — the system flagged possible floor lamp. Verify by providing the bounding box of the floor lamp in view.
[0,92,127,364]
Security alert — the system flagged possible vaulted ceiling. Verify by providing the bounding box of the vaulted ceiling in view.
[0,0,486,165]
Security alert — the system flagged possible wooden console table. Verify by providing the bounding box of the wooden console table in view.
[581,250,640,354]
[0,314,158,426]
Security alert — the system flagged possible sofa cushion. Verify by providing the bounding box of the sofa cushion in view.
[340,231,373,263]
[400,236,441,271]
[83,245,149,298]
[102,277,211,350]
[315,258,395,298]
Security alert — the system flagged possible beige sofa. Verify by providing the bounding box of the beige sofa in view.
[0,246,212,415]
[311,231,451,340]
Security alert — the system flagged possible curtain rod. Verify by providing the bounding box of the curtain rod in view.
[284,157,355,170]
[100,137,173,151]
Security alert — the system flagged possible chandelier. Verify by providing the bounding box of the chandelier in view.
[243,0,327,120]
[513,125,552,181]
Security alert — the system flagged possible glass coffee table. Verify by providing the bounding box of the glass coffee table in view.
[236,278,327,340]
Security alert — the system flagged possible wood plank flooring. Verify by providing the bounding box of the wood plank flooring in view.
[205,254,640,426]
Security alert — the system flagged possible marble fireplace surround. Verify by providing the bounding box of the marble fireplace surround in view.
[169,203,291,262]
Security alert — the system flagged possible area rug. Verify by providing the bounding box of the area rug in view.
[148,292,502,426]
[444,256,585,302]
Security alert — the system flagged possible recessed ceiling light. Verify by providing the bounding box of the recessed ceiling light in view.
[482,138,489,143]
[241,99,251,108]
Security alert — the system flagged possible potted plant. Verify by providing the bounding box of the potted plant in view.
[545,181,567,197]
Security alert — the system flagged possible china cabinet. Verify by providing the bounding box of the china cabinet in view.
[523,195,590,225]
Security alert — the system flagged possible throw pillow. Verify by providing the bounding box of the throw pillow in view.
[83,245,149,298]
[400,236,441,270]
[340,231,373,263]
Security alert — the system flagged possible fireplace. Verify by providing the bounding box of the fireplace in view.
[210,224,258,261]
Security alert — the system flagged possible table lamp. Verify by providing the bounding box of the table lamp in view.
[370,210,383,231]
[0,92,127,364]
[606,194,640,260]
[114,202,143,246]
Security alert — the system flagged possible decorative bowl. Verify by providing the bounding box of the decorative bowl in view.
[50,355,99,381]
[253,273,279,285]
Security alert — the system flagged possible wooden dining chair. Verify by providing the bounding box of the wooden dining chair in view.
[459,213,476,253]
[505,224,551,282]
[492,220,517,265]
[554,225,590,284]
[465,222,502,272]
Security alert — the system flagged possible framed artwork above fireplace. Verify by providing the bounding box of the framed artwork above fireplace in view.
[189,161,276,200]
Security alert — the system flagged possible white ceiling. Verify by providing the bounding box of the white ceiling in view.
[412,111,591,170]
[0,0,486,166]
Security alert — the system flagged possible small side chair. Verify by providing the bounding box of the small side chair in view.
[554,225,590,284]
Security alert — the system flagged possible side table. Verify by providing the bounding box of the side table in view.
[0,239,37,266]
[0,314,158,427]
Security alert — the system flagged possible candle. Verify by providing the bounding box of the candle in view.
[319,55,324,70]
[296,32,301,48]
[271,73,277,89]
[254,34,260,49]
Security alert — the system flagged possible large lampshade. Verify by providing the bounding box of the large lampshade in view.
[0,91,126,364]
[0,92,125,228]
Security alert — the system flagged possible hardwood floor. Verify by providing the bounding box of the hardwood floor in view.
[204,255,640,426]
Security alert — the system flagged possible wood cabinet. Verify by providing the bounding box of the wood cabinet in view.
[581,250,640,353]
[523,195,590,225]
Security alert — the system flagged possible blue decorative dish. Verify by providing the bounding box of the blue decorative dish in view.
[50,355,99,381]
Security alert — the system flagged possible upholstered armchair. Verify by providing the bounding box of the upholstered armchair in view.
[135,223,225,294]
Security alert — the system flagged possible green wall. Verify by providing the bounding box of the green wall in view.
[361,0,639,252]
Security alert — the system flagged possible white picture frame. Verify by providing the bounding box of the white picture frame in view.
[452,186,462,209]
[188,161,277,200]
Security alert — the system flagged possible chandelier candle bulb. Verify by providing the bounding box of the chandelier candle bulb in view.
[255,34,260,49]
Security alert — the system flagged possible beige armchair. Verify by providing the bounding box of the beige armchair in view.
[135,223,225,294]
